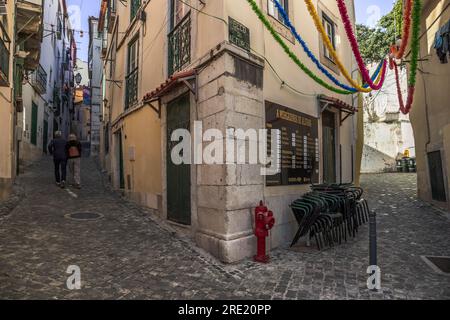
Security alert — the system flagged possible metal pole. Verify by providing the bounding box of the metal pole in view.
[340,144,343,184]
[369,211,377,267]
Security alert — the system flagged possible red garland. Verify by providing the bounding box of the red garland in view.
[391,0,413,59]
[336,0,387,90]
[391,58,415,115]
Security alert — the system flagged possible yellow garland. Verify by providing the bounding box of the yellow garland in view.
[303,0,374,93]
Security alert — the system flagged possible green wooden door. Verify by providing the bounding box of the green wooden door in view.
[167,94,191,225]
[31,102,38,145]
[43,120,48,153]
[118,131,125,189]
[322,111,336,184]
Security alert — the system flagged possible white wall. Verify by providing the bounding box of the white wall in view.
[362,65,416,173]
[18,0,75,165]
[89,18,102,155]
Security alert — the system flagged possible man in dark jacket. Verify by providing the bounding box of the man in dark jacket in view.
[66,133,82,189]
[48,131,68,188]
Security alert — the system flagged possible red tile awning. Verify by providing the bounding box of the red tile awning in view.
[318,94,357,114]
[142,70,196,103]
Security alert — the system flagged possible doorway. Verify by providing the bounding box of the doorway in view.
[43,119,48,153]
[166,94,191,225]
[322,110,337,184]
[30,102,38,146]
[428,151,447,202]
[115,130,125,189]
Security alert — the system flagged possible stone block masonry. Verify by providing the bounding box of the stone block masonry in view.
[195,45,265,263]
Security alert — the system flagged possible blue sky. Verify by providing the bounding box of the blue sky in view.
[355,0,395,26]
[69,0,395,62]
[67,0,101,62]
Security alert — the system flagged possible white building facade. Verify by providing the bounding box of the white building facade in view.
[88,17,103,156]
[18,0,76,167]
[361,65,416,173]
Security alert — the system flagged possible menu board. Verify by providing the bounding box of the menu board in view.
[265,101,319,186]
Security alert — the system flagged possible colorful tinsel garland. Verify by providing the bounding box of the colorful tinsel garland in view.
[272,0,384,93]
[390,0,422,115]
[335,0,387,90]
[303,0,387,92]
[246,0,352,95]
[390,0,413,59]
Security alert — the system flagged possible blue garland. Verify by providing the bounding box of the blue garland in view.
[272,0,382,92]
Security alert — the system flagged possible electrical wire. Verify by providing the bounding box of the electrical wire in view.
[101,0,320,98]
[178,0,317,96]
[178,0,228,25]
[250,48,317,97]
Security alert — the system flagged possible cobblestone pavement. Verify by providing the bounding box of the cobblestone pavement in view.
[0,157,449,300]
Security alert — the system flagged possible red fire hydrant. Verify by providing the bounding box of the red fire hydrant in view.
[254,201,275,263]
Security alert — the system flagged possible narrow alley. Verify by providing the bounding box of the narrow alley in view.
[0,157,449,300]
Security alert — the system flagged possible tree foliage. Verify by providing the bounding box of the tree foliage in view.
[356,0,404,64]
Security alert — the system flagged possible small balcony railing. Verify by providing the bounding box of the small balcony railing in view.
[125,68,138,109]
[0,23,10,86]
[168,13,191,76]
[30,64,47,94]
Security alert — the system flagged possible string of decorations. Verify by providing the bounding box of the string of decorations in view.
[390,0,422,115]
[390,0,413,59]
[303,0,387,92]
[272,0,384,93]
[246,0,353,95]
[334,0,387,90]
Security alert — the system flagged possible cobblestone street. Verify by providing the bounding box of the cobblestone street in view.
[0,157,449,300]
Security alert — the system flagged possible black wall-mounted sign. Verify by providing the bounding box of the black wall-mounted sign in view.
[229,17,250,51]
[266,101,320,186]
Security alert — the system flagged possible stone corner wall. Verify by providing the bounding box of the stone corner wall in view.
[194,45,265,263]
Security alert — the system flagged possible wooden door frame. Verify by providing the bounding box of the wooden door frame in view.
[30,101,38,146]
[321,109,339,184]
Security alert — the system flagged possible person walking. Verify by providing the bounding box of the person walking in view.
[66,133,82,189]
[48,131,68,188]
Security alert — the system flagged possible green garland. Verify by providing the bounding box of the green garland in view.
[246,0,353,95]
[409,0,421,87]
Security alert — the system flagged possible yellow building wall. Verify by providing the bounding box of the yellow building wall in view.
[0,0,16,199]
[107,0,170,206]
[120,107,163,206]
[410,0,450,208]
[105,0,359,213]
[226,0,356,110]
[226,0,357,178]
[106,0,229,206]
